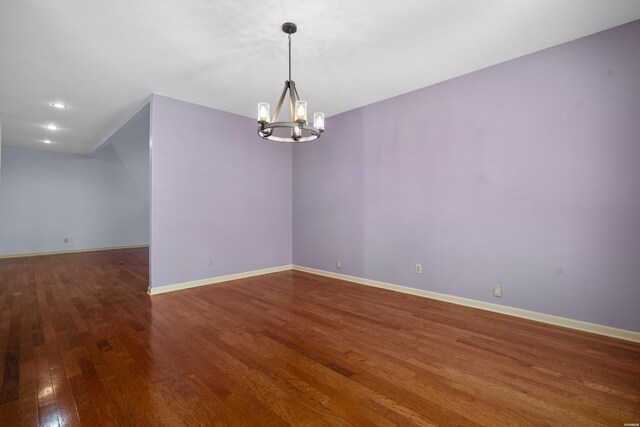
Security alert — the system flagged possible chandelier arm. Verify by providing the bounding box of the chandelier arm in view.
[288,81,296,123]
[272,82,289,123]
[292,84,301,103]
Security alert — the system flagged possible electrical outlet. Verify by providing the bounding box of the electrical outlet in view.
[415,264,422,274]
[336,260,342,269]
[493,285,502,298]
[208,257,214,265]
[64,238,69,243]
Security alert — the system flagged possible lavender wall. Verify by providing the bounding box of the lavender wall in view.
[293,21,640,331]
[149,95,292,289]
[0,104,150,256]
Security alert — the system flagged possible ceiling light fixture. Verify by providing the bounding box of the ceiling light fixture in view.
[51,102,68,109]
[42,139,53,144]
[257,22,324,143]
[45,124,58,130]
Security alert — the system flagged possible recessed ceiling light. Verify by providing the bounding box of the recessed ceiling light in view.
[51,102,68,109]
[45,124,58,130]
[42,139,53,144]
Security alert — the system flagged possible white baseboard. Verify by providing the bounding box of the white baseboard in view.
[149,264,294,295]
[0,244,149,259]
[292,265,640,344]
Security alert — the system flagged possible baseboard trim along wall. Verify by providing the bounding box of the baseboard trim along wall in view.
[148,264,294,295]
[292,265,640,344]
[0,244,150,259]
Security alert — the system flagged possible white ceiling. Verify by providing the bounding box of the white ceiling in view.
[1,1,639,155]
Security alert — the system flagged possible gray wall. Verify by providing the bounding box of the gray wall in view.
[0,104,150,256]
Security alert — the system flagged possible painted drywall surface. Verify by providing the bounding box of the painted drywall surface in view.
[293,21,640,331]
[149,95,292,289]
[0,105,150,255]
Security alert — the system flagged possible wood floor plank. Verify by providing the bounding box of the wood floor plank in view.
[1,248,639,425]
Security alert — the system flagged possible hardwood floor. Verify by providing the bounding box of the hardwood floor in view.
[0,248,638,426]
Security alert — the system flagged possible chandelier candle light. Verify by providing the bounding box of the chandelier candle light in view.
[257,22,324,142]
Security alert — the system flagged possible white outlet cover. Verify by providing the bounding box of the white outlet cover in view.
[493,285,502,297]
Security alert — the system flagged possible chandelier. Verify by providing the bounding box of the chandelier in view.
[257,22,324,143]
